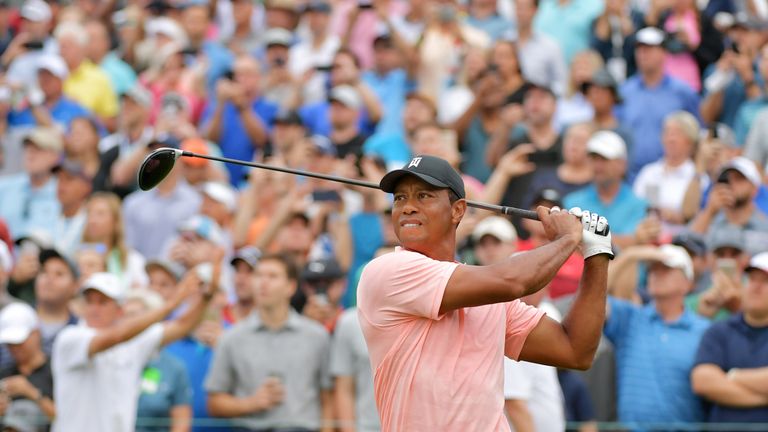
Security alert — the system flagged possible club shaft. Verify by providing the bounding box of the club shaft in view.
[182,151,540,221]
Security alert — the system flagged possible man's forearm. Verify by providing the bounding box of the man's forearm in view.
[504,234,581,298]
[89,303,173,356]
[693,365,768,407]
[239,108,268,147]
[505,399,535,432]
[203,104,225,142]
[208,393,259,417]
[561,255,609,369]
[730,368,768,397]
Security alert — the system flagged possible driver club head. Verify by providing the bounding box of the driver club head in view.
[137,148,183,191]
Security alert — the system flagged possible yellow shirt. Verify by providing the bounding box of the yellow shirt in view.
[64,60,119,118]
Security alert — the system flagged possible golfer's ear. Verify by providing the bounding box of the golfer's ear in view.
[451,199,467,225]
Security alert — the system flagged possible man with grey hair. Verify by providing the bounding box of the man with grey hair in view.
[55,21,118,127]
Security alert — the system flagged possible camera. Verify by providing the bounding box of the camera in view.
[717,170,730,184]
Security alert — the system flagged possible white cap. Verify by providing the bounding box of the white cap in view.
[329,85,362,110]
[0,303,39,345]
[0,242,12,274]
[472,216,518,243]
[264,28,293,47]
[746,252,768,274]
[636,27,666,47]
[650,244,694,281]
[587,130,627,160]
[21,0,51,23]
[719,156,762,187]
[37,55,69,80]
[201,182,237,213]
[178,215,225,246]
[81,272,126,304]
[146,17,188,46]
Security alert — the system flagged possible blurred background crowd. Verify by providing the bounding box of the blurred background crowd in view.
[0,0,767,430]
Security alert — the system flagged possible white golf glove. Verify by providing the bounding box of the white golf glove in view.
[567,207,614,259]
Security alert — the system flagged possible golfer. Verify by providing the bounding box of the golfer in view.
[357,156,613,431]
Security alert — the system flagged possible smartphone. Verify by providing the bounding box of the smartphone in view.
[312,189,342,202]
[22,40,44,50]
[195,262,213,286]
[716,258,738,278]
[358,0,374,9]
[717,170,730,184]
[315,64,333,72]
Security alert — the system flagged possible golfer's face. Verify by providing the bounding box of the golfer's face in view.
[391,177,454,250]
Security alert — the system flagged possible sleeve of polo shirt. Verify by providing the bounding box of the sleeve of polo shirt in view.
[318,330,334,390]
[693,322,728,369]
[358,250,459,322]
[502,358,533,400]
[603,296,635,343]
[52,326,96,370]
[504,300,546,360]
[170,358,193,407]
[130,323,165,367]
[204,333,237,394]
[330,313,356,378]
[97,79,119,118]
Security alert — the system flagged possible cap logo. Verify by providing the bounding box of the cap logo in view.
[408,157,422,169]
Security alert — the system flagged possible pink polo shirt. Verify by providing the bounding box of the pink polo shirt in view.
[357,248,545,431]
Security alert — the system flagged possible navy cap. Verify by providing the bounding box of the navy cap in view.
[302,257,345,281]
[52,158,92,182]
[672,231,707,257]
[273,110,303,126]
[230,246,262,269]
[39,248,79,279]
[380,155,465,199]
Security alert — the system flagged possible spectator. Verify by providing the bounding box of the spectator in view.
[465,0,513,41]
[563,131,648,248]
[1,0,55,87]
[122,143,202,261]
[202,55,278,187]
[0,127,61,240]
[127,290,193,432]
[529,122,594,199]
[223,246,260,323]
[744,104,768,170]
[84,19,137,97]
[50,159,91,257]
[270,110,308,158]
[327,85,371,164]
[331,306,379,432]
[618,27,700,180]
[221,0,260,55]
[34,249,79,356]
[55,22,119,129]
[0,303,55,430]
[199,181,238,244]
[178,0,233,91]
[262,29,298,110]
[606,244,710,427]
[437,47,488,125]
[590,0,644,80]
[177,138,230,187]
[633,111,701,231]
[73,243,108,285]
[691,157,768,257]
[64,116,113,192]
[687,228,747,320]
[733,44,768,144]
[471,216,518,267]
[52,269,216,432]
[672,230,710,292]
[534,0,605,65]
[583,68,633,146]
[555,50,603,131]
[298,257,346,333]
[82,192,148,289]
[205,253,333,431]
[558,368,598,432]
[289,1,340,105]
[6,233,50,308]
[691,252,768,426]
[515,0,568,96]
[145,260,185,305]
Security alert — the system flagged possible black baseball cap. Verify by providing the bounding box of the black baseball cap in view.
[273,110,304,126]
[302,257,345,281]
[380,155,466,199]
[39,248,80,279]
[672,231,707,257]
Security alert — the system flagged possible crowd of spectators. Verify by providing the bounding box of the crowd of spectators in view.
[0,0,767,430]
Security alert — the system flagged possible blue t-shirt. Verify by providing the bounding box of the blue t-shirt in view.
[617,75,700,180]
[534,0,605,64]
[298,101,376,139]
[362,132,411,169]
[701,63,753,129]
[733,98,768,146]
[8,97,90,129]
[604,298,710,426]
[200,98,278,186]
[465,15,514,41]
[0,174,60,240]
[361,68,415,136]
[694,313,768,424]
[344,212,384,308]
[136,351,193,432]
[563,183,648,236]
[165,337,218,432]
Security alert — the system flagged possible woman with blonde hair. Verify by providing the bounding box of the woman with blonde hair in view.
[82,192,148,289]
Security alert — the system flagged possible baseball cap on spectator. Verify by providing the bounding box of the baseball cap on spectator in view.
[0,303,38,344]
[146,0,174,13]
[587,130,627,160]
[672,231,707,257]
[746,252,768,274]
[472,216,518,243]
[581,69,622,103]
[708,122,737,148]
[3,399,40,432]
[647,244,694,281]
[23,127,63,152]
[200,182,238,213]
[264,28,293,48]
[178,215,225,245]
[265,0,298,12]
[81,272,126,304]
[37,54,69,79]
[122,83,153,108]
[373,33,394,49]
[14,230,52,250]
[718,157,761,187]
[146,18,187,45]
[231,246,261,269]
[145,259,185,282]
[40,248,80,279]
[523,79,556,98]
[708,227,746,253]
[303,0,331,13]
[0,241,12,274]
[302,257,345,281]
[530,187,563,208]
[329,85,362,110]
[21,0,51,22]
[273,110,304,127]
[52,158,93,182]
[309,134,336,157]
[635,27,666,47]
[380,155,466,199]
[180,138,210,168]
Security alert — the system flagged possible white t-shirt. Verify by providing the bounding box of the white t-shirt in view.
[503,302,565,432]
[632,159,699,214]
[288,36,341,105]
[51,323,165,432]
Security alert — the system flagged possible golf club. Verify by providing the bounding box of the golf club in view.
[138,148,609,234]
